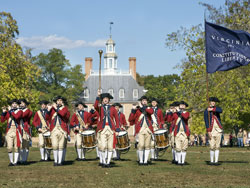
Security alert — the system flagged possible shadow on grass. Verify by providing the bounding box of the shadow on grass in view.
[62,160,75,165]
[205,160,249,165]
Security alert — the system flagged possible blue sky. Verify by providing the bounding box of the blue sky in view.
[1,0,224,76]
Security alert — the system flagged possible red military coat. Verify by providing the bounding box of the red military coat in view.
[128,106,154,135]
[21,108,33,136]
[94,97,119,132]
[89,110,99,127]
[173,111,190,137]
[165,112,176,133]
[70,110,91,133]
[46,106,70,133]
[152,107,164,129]
[32,109,50,131]
[1,109,23,147]
[118,112,128,130]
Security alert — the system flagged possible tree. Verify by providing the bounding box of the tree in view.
[165,0,250,134]
[136,73,180,109]
[0,12,41,132]
[32,48,85,104]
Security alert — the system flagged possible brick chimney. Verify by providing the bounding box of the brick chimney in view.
[129,57,136,81]
[85,57,93,80]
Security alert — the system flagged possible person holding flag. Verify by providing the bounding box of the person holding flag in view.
[204,97,223,166]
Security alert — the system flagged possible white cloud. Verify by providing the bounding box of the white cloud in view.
[16,35,106,50]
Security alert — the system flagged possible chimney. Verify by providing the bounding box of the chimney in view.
[85,57,93,80]
[129,57,136,81]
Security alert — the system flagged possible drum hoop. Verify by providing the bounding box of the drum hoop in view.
[116,144,131,151]
[118,131,128,137]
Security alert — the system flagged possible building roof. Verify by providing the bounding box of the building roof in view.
[81,75,145,103]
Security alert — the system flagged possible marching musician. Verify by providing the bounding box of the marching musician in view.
[204,97,223,166]
[32,100,51,161]
[89,106,100,160]
[165,101,179,164]
[94,91,119,168]
[18,99,33,165]
[150,98,164,161]
[128,96,154,166]
[112,103,128,160]
[1,99,23,166]
[46,96,70,166]
[173,101,190,166]
[70,101,91,161]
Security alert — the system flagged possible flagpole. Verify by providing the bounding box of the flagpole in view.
[98,50,103,120]
[204,10,211,132]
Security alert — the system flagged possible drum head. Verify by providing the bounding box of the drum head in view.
[43,131,51,137]
[154,129,167,135]
[82,130,95,135]
[118,131,127,137]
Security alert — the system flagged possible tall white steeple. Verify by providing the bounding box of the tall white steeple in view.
[104,22,118,73]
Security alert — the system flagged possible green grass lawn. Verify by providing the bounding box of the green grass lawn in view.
[0,146,250,188]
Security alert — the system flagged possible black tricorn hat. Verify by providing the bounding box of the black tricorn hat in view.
[75,101,87,108]
[209,97,220,102]
[138,96,148,101]
[169,102,175,107]
[112,103,123,108]
[150,97,160,104]
[38,100,49,105]
[8,99,20,105]
[179,101,189,107]
[172,101,180,107]
[53,96,67,104]
[100,93,113,100]
[18,98,30,105]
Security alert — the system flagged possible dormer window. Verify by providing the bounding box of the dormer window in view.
[119,89,125,99]
[84,89,89,98]
[108,89,114,97]
[133,89,138,99]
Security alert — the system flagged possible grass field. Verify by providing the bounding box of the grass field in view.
[0,146,250,188]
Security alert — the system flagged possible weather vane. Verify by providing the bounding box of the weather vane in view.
[109,22,114,38]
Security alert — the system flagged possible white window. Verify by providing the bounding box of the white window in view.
[84,89,89,98]
[104,59,107,69]
[133,89,138,99]
[109,45,113,52]
[119,89,125,99]
[108,89,114,97]
[109,59,113,68]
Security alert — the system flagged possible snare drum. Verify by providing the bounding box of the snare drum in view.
[116,131,130,151]
[43,131,52,150]
[81,130,96,149]
[154,129,169,149]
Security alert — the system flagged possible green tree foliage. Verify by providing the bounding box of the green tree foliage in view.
[32,48,85,105]
[136,73,180,109]
[165,0,250,134]
[0,12,41,132]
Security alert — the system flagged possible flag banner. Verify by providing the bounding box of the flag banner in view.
[205,21,250,73]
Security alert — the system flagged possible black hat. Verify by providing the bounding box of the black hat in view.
[138,96,148,101]
[38,100,49,105]
[75,101,87,108]
[53,96,67,103]
[179,101,189,107]
[8,99,20,105]
[112,103,123,108]
[18,98,30,105]
[209,97,220,102]
[169,103,175,107]
[150,97,160,104]
[100,93,113,100]
[172,101,180,107]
